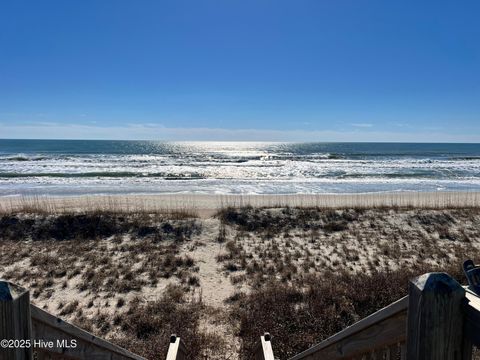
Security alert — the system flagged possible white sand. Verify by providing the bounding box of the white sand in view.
[186,218,237,305]
[1,192,480,217]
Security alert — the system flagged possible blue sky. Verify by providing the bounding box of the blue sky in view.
[1,0,479,141]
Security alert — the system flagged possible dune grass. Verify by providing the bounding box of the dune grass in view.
[1,201,480,359]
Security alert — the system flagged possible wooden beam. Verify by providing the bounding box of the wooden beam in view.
[288,296,408,360]
[464,288,480,347]
[254,333,275,360]
[292,312,406,360]
[0,280,32,360]
[406,272,469,359]
[30,304,145,360]
[165,334,187,360]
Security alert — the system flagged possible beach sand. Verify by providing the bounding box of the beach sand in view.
[2,191,480,216]
[2,192,480,359]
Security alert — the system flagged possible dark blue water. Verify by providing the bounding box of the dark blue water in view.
[0,140,479,196]
[1,139,480,158]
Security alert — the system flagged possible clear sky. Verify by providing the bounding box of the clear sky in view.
[1,0,479,141]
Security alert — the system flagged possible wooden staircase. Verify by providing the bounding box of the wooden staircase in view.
[2,271,480,359]
[166,272,480,360]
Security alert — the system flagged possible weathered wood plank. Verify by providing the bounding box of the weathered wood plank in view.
[30,304,145,360]
[406,272,469,360]
[0,280,32,360]
[288,296,408,360]
[465,288,480,347]
[254,333,275,360]
[298,312,406,360]
[165,335,187,360]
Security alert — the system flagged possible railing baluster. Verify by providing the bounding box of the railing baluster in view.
[254,332,275,360]
[166,334,188,360]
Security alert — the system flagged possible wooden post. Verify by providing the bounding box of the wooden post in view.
[0,280,32,360]
[166,334,187,360]
[255,332,275,360]
[406,272,470,359]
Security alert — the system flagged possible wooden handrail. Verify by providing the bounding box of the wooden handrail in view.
[288,296,408,360]
[30,304,145,359]
[4,272,480,360]
[288,272,480,360]
[0,280,145,360]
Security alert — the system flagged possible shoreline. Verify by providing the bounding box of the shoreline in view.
[2,191,480,216]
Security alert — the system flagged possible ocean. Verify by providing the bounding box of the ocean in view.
[1,140,480,196]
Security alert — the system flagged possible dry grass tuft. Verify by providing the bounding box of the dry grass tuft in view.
[111,285,219,359]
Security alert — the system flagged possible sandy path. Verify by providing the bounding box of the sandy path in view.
[189,218,235,305]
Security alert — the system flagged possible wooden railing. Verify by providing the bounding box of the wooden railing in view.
[4,272,480,360]
[159,271,480,359]
[289,296,408,359]
[0,280,145,360]
[287,272,480,360]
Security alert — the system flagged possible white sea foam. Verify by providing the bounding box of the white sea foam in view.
[1,141,480,196]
